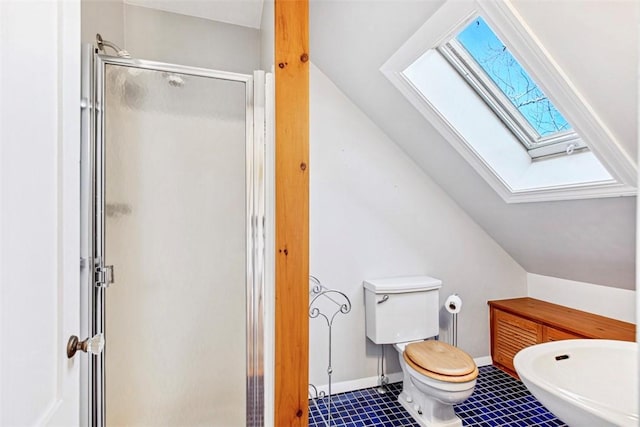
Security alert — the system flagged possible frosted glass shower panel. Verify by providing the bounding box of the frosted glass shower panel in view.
[104,64,247,426]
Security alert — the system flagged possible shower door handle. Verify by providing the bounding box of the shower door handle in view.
[67,333,105,359]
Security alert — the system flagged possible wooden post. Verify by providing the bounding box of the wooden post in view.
[274,0,309,426]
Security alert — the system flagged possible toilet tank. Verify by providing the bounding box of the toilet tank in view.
[364,276,442,344]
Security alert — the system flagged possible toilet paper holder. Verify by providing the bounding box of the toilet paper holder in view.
[445,294,462,347]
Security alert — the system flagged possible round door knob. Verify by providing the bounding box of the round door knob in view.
[67,333,104,358]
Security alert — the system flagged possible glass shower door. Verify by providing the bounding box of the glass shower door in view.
[96,59,253,426]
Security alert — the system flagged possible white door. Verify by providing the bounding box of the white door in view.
[0,1,82,425]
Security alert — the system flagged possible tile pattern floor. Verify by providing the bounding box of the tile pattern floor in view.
[308,365,567,427]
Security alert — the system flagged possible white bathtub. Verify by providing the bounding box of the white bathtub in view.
[514,339,638,427]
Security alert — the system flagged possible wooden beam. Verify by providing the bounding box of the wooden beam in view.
[274,0,309,426]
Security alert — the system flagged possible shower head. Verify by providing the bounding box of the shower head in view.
[96,33,131,58]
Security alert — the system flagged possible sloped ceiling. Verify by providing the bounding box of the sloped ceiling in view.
[310,0,637,290]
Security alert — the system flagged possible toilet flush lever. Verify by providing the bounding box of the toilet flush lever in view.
[67,333,105,359]
[377,295,390,304]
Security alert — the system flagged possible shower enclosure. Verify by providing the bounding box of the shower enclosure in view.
[80,45,267,426]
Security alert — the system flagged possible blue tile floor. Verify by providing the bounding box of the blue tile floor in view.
[309,365,567,427]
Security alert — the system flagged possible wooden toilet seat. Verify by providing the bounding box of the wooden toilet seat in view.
[403,340,479,383]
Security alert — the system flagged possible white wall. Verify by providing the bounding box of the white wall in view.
[527,273,636,324]
[123,4,260,74]
[260,0,274,72]
[309,63,527,389]
[81,0,124,46]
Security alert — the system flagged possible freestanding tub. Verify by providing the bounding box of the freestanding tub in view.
[514,339,638,427]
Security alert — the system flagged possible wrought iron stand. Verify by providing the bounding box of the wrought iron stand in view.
[308,275,352,427]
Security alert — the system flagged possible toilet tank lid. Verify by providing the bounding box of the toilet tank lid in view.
[363,276,442,293]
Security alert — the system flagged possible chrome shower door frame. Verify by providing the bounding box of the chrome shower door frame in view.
[80,47,266,427]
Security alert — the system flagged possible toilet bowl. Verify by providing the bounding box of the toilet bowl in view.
[395,341,477,427]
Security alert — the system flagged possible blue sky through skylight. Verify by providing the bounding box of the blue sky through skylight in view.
[457,17,571,137]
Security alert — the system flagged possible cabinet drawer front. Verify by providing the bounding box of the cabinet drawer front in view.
[543,326,583,342]
[493,310,541,371]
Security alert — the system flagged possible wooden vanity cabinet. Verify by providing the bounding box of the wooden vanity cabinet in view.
[488,297,635,378]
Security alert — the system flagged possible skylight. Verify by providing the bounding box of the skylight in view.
[381,0,636,203]
[439,17,586,158]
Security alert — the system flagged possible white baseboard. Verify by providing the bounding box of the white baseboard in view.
[474,356,492,367]
[311,355,492,396]
[311,372,404,396]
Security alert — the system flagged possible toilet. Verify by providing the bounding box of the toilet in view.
[364,276,478,427]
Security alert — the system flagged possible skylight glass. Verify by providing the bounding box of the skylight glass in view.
[456,17,571,137]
